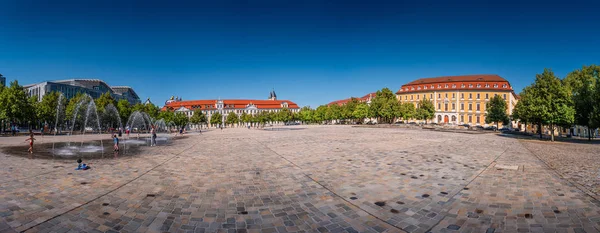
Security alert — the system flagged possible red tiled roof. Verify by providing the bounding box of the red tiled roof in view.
[406,74,507,85]
[163,99,299,111]
[396,75,513,94]
[327,92,376,106]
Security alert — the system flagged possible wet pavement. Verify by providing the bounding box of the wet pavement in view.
[0,126,599,233]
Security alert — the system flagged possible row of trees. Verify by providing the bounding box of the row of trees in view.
[513,66,600,141]
[294,88,436,124]
[0,77,170,133]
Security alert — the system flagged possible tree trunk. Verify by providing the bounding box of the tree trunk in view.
[550,123,554,142]
[589,128,592,141]
[496,122,499,131]
[538,122,543,139]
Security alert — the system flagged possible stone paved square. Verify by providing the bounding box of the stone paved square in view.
[1,126,600,233]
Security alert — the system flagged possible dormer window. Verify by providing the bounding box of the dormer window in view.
[411,87,415,90]
[445,84,448,88]
[476,84,481,88]
[502,84,508,88]
[494,84,498,88]
[438,84,442,88]
[485,84,490,88]
[417,86,421,90]
[452,84,456,88]
[461,84,465,88]
[424,86,428,90]
[431,85,435,89]
[469,84,473,88]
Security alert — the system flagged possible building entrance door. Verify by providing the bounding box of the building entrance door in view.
[444,115,449,123]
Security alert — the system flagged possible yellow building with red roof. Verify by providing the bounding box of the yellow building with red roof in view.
[396,74,519,126]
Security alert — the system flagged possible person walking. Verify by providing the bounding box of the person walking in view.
[25,130,36,154]
[150,126,157,146]
[113,134,119,152]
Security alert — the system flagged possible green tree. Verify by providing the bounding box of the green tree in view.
[485,95,510,130]
[36,91,66,130]
[0,80,35,127]
[369,88,397,123]
[565,65,600,140]
[172,112,189,129]
[341,98,359,123]
[158,110,175,124]
[530,69,574,141]
[117,99,132,126]
[415,98,435,124]
[352,102,370,123]
[240,112,251,126]
[315,105,327,123]
[277,107,292,123]
[299,106,314,124]
[95,92,116,113]
[144,103,161,119]
[210,112,223,126]
[190,109,207,129]
[399,102,416,121]
[226,112,239,127]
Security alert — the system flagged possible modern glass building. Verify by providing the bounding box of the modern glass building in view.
[24,79,141,104]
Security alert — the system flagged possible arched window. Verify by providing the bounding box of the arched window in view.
[452,115,456,122]
[437,115,442,122]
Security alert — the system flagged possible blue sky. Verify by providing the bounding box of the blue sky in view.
[1,0,599,108]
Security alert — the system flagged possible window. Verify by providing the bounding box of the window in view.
[417,95,420,100]
[438,103,441,110]
[438,84,442,88]
[445,84,448,88]
[417,86,421,90]
[411,95,413,100]
[477,84,481,88]
[461,93,464,99]
[469,104,472,110]
[438,94,441,99]
[452,103,455,110]
[476,104,480,111]
[461,84,465,88]
[503,84,507,88]
[424,86,428,90]
[452,84,456,88]
[405,96,407,100]
[423,94,426,99]
[477,116,480,123]
[469,93,472,99]
[445,93,448,98]
[411,87,415,90]
[469,115,472,123]
[431,85,435,89]
[485,84,490,88]
[452,93,455,98]
[503,94,506,99]
[430,94,433,99]
[485,94,489,99]
[461,103,464,110]
[469,84,473,88]
[445,104,448,111]
[461,115,464,122]
[494,84,498,88]
[476,94,480,99]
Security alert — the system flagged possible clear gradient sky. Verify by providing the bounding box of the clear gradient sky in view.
[1,0,599,108]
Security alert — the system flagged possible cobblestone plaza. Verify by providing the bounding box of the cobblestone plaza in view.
[1,126,599,233]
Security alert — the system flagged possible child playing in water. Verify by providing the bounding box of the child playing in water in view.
[25,130,36,154]
[113,134,119,152]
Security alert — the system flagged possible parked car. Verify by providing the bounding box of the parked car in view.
[484,126,497,130]
[408,122,418,125]
[394,121,405,124]
[366,121,376,125]
[475,125,484,130]
[459,124,470,127]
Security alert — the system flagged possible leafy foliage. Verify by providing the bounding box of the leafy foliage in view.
[485,95,509,129]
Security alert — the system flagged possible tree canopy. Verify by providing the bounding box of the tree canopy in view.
[485,95,509,129]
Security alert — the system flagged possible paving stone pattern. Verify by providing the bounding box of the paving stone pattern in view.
[1,126,599,233]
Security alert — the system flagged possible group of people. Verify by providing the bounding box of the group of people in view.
[112,125,159,152]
